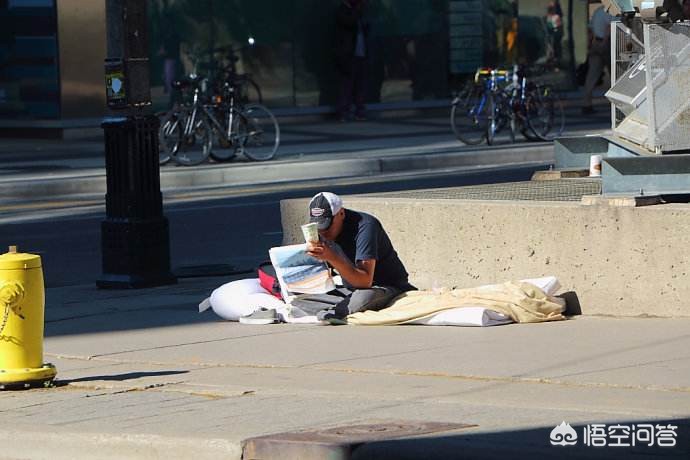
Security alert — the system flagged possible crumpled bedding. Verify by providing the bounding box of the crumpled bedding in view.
[346,281,566,326]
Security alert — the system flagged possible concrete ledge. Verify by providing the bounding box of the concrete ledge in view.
[281,195,690,317]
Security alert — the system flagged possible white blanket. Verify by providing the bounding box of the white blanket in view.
[282,276,564,326]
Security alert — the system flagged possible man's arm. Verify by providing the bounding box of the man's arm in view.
[307,242,376,288]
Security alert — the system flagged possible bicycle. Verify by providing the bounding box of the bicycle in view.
[205,76,280,163]
[451,66,565,145]
[486,68,545,145]
[159,74,279,166]
[522,82,565,142]
[450,74,494,145]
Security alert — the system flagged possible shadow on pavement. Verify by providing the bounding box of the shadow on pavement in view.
[348,418,690,460]
[55,370,189,385]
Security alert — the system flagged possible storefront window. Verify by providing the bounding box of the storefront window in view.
[0,0,59,118]
[0,0,587,119]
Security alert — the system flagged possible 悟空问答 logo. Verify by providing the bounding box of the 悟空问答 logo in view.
[550,421,578,446]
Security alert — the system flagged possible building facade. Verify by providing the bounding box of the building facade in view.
[0,0,590,120]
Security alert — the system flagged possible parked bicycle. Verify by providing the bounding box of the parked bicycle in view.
[450,66,564,145]
[158,39,279,167]
[159,74,279,166]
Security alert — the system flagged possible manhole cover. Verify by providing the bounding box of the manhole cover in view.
[315,421,472,442]
[243,420,476,460]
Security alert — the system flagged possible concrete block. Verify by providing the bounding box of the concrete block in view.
[581,195,663,207]
[281,196,690,317]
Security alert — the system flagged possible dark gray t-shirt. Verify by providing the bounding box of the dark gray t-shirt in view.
[335,209,409,289]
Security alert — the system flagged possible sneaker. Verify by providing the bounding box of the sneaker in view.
[326,317,348,326]
[316,309,348,325]
[354,114,367,121]
[239,308,279,325]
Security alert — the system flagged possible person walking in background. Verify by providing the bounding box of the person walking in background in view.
[582,3,614,114]
[663,0,690,21]
[545,1,563,69]
[334,0,370,122]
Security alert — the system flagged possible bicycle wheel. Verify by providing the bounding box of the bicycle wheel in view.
[487,92,501,146]
[508,115,517,144]
[158,111,181,165]
[174,111,212,166]
[238,104,279,161]
[525,86,565,141]
[209,108,241,162]
[243,77,263,104]
[451,84,489,145]
[519,118,540,142]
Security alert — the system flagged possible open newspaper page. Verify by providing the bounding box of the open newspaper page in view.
[269,244,335,297]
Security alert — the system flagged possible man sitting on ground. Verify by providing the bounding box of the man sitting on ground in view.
[305,192,415,321]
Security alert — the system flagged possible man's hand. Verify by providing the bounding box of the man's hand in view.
[306,241,337,264]
[307,241,376,289]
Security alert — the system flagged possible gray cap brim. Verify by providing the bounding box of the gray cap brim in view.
[310,216,332,230]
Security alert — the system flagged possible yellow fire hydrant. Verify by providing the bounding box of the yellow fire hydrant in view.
[0,246,56,389]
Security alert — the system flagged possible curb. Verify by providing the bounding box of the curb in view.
[0,430,242,460]
[0,145,554,202]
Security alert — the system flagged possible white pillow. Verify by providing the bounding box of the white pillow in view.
[218,278,268,296]
[201,278,285,321]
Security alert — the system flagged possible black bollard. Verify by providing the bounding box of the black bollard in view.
[97,0,176,288]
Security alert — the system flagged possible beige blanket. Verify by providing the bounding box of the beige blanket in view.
[347,281,566,326]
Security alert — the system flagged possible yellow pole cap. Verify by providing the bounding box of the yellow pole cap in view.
[0,246,42,270]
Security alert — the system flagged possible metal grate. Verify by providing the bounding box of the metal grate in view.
[368,179,601,202]
[646,23,690,153]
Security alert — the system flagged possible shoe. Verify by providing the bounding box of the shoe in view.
[581,106,595,115]
[316,309,348,325]
[326,317,348,326]
[239,308,279,325]
[354,114,367,121]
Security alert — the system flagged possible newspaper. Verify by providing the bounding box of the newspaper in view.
[268,244,335,298]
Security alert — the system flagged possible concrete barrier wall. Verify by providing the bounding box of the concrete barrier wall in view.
[281,196,690,317]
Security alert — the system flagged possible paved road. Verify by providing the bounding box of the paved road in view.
[3,163,545,288]
[0,107,612,222]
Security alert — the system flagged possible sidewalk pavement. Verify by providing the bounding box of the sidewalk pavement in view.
[3,97,676,459]
[1,274,689,459]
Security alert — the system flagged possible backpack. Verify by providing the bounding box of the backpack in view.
[257,262,282,300]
